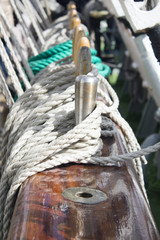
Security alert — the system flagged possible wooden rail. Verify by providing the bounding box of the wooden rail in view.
[7,124,160,239]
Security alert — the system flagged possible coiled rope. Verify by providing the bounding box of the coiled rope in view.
[28,40,73,62]
[0,63,149,240]
[1,3,160,240]
[28,40,111,77]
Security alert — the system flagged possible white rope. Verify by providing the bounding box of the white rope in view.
[24,1,46,29]
[0,70,14,108]
[0,63,149,239]
[0,38,24,97]
[0,2,158,239]
[13,0,71,51]
[42,28,70,50]
[0,18,31,90]
[42,23,89,51]
[0,7,34,81]
[9,0,39,55]
[21,0,45,46]
[32,0,50,28]
[44,0,52,22]
[32,60,72,84]
[52,14,69,26]
[43,21,68,40]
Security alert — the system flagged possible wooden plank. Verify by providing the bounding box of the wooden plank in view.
[7,130,160,239]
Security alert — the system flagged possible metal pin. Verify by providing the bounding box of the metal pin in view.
[75,46,91,76]
[75,75,99,125]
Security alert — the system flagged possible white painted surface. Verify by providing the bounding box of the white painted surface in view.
[116,19,160,107]
[135,34,160,107]
[120,0,160,32]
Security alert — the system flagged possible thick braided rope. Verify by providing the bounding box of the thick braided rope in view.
[0,39,24,97]
[28,40,110,77]
[0,65,98,239]
[1,63,76,167]
[32,61,75,84]
[28,40,72,62]
[29,41,96,65]
[29,49,72,74]
[30,47,96,82]
[0,63,151,239]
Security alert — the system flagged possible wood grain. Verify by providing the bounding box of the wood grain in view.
[7,131,160,240]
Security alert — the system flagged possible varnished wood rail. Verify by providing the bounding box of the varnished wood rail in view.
[7,126,160,240]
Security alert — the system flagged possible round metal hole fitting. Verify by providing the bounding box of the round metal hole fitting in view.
[62,187,107,204]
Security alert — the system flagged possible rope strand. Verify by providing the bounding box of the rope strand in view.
[0,63,153,239]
